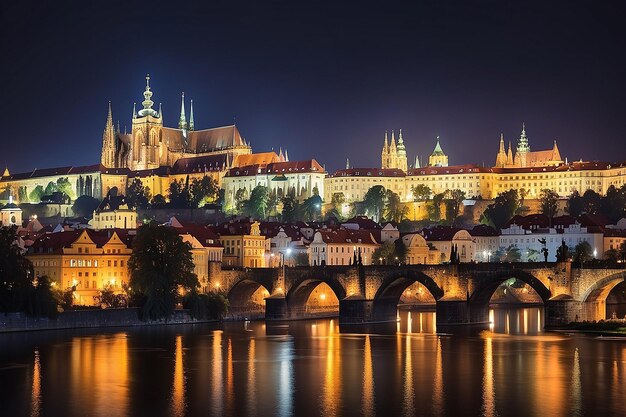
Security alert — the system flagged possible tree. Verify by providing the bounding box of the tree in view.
[301,194,323,221]
[372,241,396,265]
[182,291,229,320]
[151,194,167,208]
[23,275,59,318]
[234,188,249,214]
[267,189,280,218]
[480,189,519,230]
[190,176,219,207]
[56,177,75,200]
[326,192,346,221]
[243,185,269,219]
[44,181,58,196]
[29,185,45,203]
[428,192,446,222]
[566,190,584,217]
[71,196,101,218]
[126,178,152,209]
[502,245,521,262]
[168,179,191,209]
[281,195,300,223]
[363,185,386,222]
[0,226,34,313]
[293,252,310,266]
[384,190,407,223]
[539,189,559,226]
[573,241,593,267]
[18,186,28,203]
[444,189,465,226]
[128,224,199,321]
[312,185,320,196]
[96,285,127,308]
[412,184,431,201]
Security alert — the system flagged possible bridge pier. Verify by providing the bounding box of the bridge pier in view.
[265,296,289,320]
[435,300,490,326]
[545,298,606,326]
[339,297,377,325]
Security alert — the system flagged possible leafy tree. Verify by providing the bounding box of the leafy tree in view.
[267,189,280,218]
[44,181,58,196]
[128,224,199,321]
[293,252,310,266]
[234,188,249,213]
[281,194,300,223]
[168,179,192,209]
[428,192,446,222]
[480,189,519,230]
[602,185,626,223]
[604,249,621,263]
[56,177,75,200]
[0,226,34,313]
[394,238,408,264]
[23,275,59,318]
[151,194,167,208]
[190,176,219,207]
[384,189,407,223]
[126,178,152,209]
[412,184,431,201]
[566,190,584,217]
[502,245,521,262]
[96,285,127,308]
[326,192,346,221]
[72,195,101,218]
[29,185,45,203]
[182,290,229,320]
[372,241,397,264]
[18,186,28,203]
[526,248,540,262]
[363,185,386,222]
[539,189,559,226]
[243,185,269,219]
[444,189,465,226]
[573,241,593,267]
[312,185,320,196]
[301,194,323,221]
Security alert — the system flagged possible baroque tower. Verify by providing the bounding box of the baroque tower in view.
[514,123,530,168]
[130,74,164,171]
[396,129,408,172]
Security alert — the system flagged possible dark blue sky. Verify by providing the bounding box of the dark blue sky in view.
[1,1,625,173]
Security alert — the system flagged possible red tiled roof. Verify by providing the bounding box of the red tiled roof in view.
[316,228,378,245]
[226,159,325,177]
[330,168,405,178]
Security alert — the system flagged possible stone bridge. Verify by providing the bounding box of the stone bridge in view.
[207,262,626,327]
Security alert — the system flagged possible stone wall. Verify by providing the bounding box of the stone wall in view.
[0,308,211,333]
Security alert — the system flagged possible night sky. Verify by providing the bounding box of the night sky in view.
[1,1,626,174]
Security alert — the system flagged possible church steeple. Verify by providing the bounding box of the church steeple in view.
[495,133,507,168]
[178,92,187,130]
[158,102,163,119]
[381,131,390,169]
[396,129,408,172]
[101,101,116,168]
[346,158,350,169]
[515,122,530,167]
[414,155,420,169]
[138,74,157,117]
[189,99,195,131]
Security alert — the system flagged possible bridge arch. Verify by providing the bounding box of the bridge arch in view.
[285,271,347,311]
[227,278,273,316]
[372,270,444,321]
[581,271,626,304]
[469,269,552,305]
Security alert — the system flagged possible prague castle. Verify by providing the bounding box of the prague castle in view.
[325,125,626,207]
[0,76,625,212]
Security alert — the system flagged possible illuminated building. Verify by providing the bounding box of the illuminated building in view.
[90,193,137,229]
[213,220,267,267]
[309,228,379,266]
[222,158,326,212]
[27,229,134,305]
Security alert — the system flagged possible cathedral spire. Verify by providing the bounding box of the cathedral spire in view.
[158,102,163,119]
[178,92,187,130]
[414,155,420,169]
[383,131,389,152]
[284,149,289,162]
[140,74,155,112]
[346,158,350,169]
[189,99,195,131]
[132,102,137,119]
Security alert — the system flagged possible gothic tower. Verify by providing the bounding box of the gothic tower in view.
[130,74,163,171]
[515,123,530,168]
[381,131,390,169]
[100,102,116,168]
[494,133,507,168]
[396,129,408,172]
[389,130,398,169]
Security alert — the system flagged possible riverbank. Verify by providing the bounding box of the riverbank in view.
[546,321,626,337]
[0,308,217,333]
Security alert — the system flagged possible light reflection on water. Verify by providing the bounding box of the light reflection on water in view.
[1,307,626,417]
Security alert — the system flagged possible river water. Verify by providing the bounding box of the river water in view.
[1,308,625,417]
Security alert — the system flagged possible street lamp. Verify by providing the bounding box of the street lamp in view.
[593,249,597,259]
[488,251,492,263]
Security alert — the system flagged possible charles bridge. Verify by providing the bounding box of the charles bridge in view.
[208,262,626,327]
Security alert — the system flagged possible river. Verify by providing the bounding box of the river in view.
[0,308,625,417]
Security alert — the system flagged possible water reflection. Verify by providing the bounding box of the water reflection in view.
[170,335,185,417]
[30,349,41,417]
[3,308,626,417]
[362,335,374,417]
[481,336,496,417]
